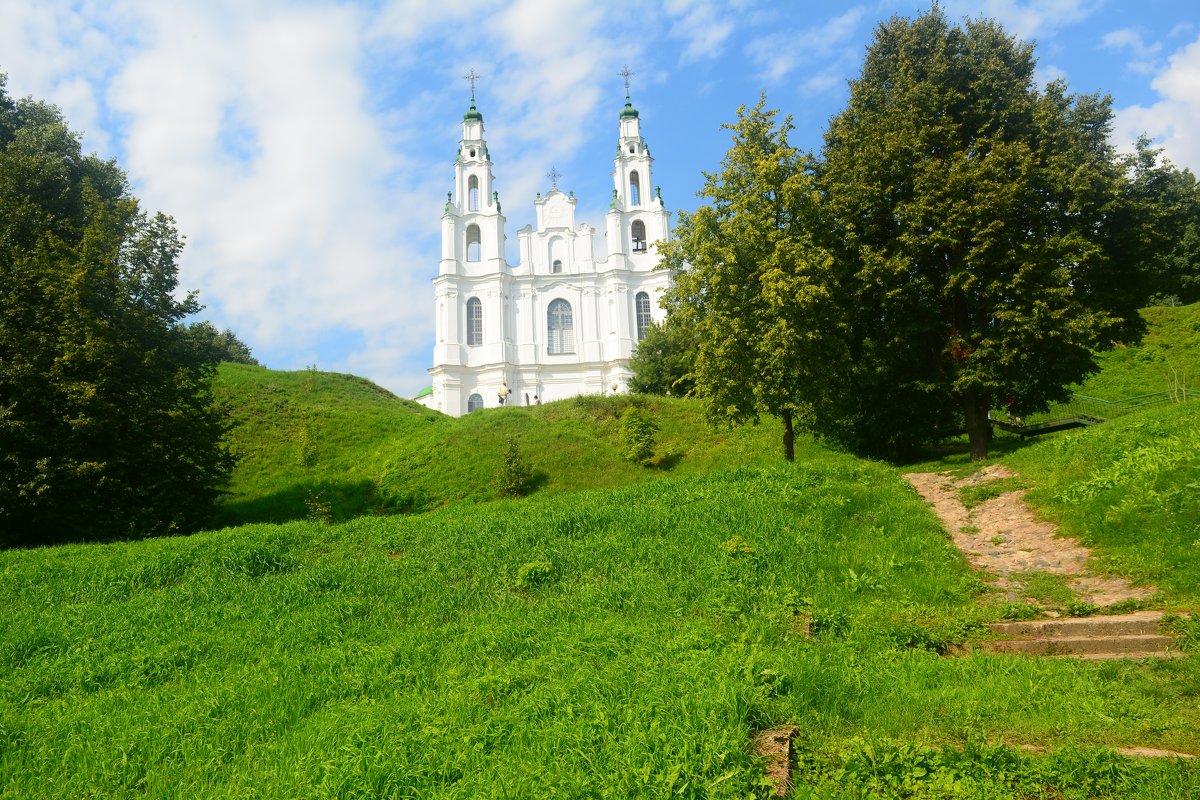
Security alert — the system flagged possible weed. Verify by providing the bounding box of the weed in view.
[958,477,1024,508]
[514,559,555,591]
[1018,572,1076,608]
[1065,599,1101,617]
[720,535,755,557]
[999,601,1042,621]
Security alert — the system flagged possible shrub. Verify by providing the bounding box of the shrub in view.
[620,406,660,465]
[494,437,533,498]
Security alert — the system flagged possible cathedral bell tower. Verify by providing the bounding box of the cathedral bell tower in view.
[606,66,668,265]
[440,70,506,277]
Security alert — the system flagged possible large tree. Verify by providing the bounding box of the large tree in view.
[658,100,842,461]
[818,9,1169,460]
[0,75,232,543]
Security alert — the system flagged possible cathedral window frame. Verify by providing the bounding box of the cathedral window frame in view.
[635,291,652,341]
[466,224,482,262]
[629,170,641,206]
[547,298,575,355]
[631,219,647,253]
[552,259,562,274]
[467,393,484,412]
[468,175,480,212]
[466,297,483,346]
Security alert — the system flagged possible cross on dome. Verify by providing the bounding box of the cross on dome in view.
[464,68,481,101]
[547,166,562,191]
[618,65,635,100]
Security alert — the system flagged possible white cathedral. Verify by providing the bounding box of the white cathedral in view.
[421,78,672,416]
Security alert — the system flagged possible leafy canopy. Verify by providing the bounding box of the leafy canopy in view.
[657,99,842,461]
[0,74,232,544]
[816,9,1171,459]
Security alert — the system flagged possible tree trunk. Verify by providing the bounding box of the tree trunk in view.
[782,409,795,463]
[960,391,991,461]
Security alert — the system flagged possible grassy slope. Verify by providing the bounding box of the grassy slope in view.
[1004,401,1200,606]
[213,363,785,526]
[4,317,1200,796]
[4,458,1198,798]
[1073,301,1200,398]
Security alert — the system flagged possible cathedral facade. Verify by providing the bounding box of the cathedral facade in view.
[424,86,671,416]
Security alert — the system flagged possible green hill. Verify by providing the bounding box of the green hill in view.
[1073,301,1200,399]
[4,311,1200,796]
[213,363,795,527]
[4,403,1200,796]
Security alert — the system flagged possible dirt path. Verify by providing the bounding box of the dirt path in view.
[903,465,1152,607]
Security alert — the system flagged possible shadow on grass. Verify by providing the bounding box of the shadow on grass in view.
[214,478,432,528]
[894,428,1041,472]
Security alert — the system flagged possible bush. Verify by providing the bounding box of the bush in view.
[494,437,533,498]
[620,406,659,466]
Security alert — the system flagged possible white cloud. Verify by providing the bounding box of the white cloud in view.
[954,0,1099,40]
[1113,35,1200,173]
[664,0,737,64]
[1102,27,1162,75]
[1034,62,1067,87]
[748,7,866,85]
[102,2,440,388]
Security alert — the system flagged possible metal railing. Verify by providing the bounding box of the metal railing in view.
[990,388,1196,436]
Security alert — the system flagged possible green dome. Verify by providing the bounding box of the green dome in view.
[463,103,483,122]
[619,101,639,120]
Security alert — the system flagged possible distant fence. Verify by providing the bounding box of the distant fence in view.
[990,388,1197,437]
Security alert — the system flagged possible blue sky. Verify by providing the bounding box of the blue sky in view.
[3,0,1198,397]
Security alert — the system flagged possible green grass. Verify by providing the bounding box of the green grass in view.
[213,363,787,527]
[1073,302,1200,399]
[4,456,1200,797]
[1003,401,1200,607]
[4,313,1200,797]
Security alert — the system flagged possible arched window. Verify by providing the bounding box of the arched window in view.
[547,299,574,355]
[467,393,483,412]
[552,259,562,274]
[629,171,641,206]
[635,291,652,341]
[466,297,482,346]
[468,175,479,211]
[466,224,481,262]
[631,220,647,252]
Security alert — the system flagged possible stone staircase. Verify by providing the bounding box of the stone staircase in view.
[981,611,1184,660]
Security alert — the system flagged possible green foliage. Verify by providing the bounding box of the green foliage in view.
[514,559,555,591]
[619,405,659,465]
[0,76,231,544]
[182,320,259,365]
[659,98,841,461]
[789,736,1195,798]
[629,317,695,397]
[957,477,1024,508]
[815,10,1168,461]
[494,436,533,498]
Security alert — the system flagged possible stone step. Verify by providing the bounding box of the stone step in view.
[981,634,1179,657]
[989,611,1164,639]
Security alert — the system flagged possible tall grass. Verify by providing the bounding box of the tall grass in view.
[214,364,787,528]
[3,459,1198,797]
[1005,401,1200,606]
